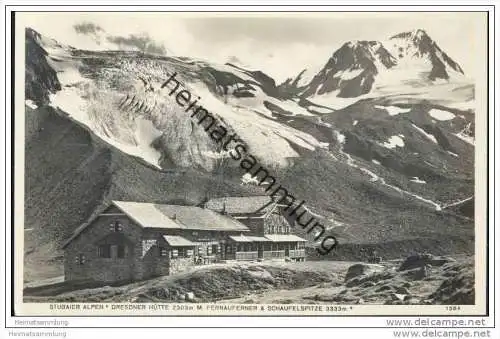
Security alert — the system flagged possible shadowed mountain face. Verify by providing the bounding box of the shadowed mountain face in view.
[23,28,475,282]
[25,28,61,105]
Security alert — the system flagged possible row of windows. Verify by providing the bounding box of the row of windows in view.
[109,221,124,232]
[74,244,127,265]
[159,247,194,258]
[266,225,290,234]
[107,219,294,236]
[159,245,220,258]
[157,244,304,257]
[225,243,303,252]
[80,221,125,264]
[74,254,86,265]
[89,244,222,261]
[75,242,305,265]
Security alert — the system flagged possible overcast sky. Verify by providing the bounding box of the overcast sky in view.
[24,12,485,82]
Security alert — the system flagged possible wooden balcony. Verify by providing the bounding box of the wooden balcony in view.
[288,249,306,258]
[234,251,259,261]
[262,250,286,259]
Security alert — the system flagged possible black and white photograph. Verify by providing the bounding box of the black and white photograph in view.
[8,8,492,323]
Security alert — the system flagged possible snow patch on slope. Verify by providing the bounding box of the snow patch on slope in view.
[308,91,370,110]
[307,105,332,114]
[428,108,456,121]
[412,124,438,144]
[25,100,38,109]
[268,97,315,117]
[375,105,411,116]
[410,177,426,184]
[332,69,364,80]
[380,135,405,149]
[241,173,260,185]
[454,132,475,146]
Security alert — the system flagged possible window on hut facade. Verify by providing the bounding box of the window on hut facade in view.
[109,221,123,232]
[97,244,111,258]
[159,247,168,257]
[75,254,86,265]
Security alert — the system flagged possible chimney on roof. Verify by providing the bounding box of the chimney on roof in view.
[172,213,177,220]
[221,202,227,215]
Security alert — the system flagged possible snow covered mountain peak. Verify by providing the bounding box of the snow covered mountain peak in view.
[297,40,397,98]
[390,28,430,41]
[388,29,464,80]
[290,29,470,105]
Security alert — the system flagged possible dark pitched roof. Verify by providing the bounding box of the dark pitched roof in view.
[204,196,282,215]
[62,201,249,248]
